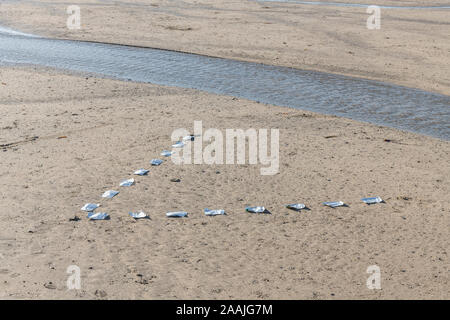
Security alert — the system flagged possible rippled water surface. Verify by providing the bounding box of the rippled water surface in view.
[0,29,449,140]
[256,0,450,9]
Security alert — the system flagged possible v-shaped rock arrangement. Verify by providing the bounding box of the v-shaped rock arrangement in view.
[80,136,384,220]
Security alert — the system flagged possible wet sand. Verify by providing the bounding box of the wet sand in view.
[0,67,448,299]
[1,0,449,95]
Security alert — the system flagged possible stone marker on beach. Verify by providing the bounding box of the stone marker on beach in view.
[361,197,383,204]
[102,190,119,199]
[245,206,267,213]
[172,141,185,148]
[166,211,188,218]
[204,208,226,216]
[129,211,149,219]
[286,203,306,211]
[323,201,345,208]
[134,169,149,176]
[120,178,135,187]
[161,150,173,157]
[87,212,110,220]
[150,159,163,166]
[182,135,195,141]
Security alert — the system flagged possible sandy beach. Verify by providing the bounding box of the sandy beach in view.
[0,66,448,299]
[0,0,449,300]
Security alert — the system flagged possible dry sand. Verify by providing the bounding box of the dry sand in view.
[1,0,449,95]
[0,67,448,299]
[0,0,449,300]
